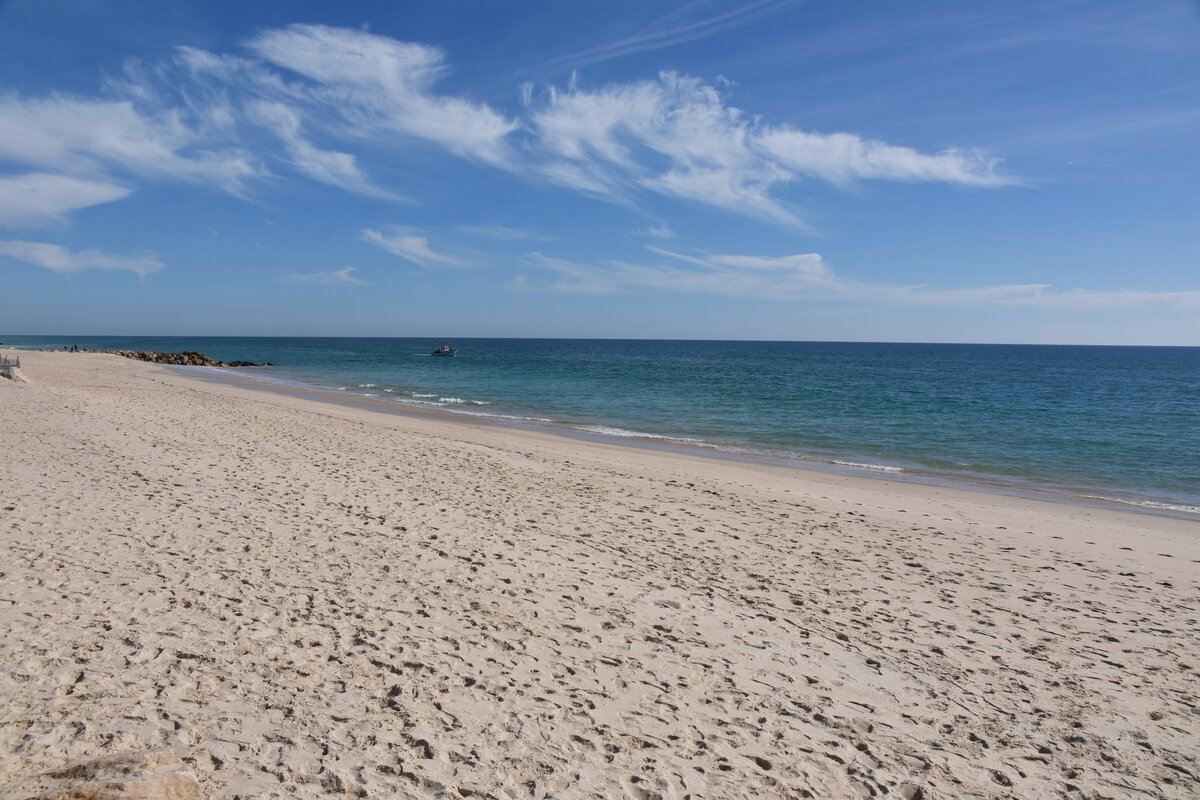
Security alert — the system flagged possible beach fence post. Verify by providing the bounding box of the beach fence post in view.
[0,353,21,378]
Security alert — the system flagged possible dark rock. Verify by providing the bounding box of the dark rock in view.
[101,350,267,368]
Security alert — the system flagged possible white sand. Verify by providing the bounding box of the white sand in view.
[1,350,1197,799]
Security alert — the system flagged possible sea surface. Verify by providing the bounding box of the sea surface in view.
[5,335,1198,516]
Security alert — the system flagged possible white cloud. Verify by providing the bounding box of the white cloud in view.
[362,227,471,267]
[0,240,162,276]
[246,101,393,197]
[522,245,1199,310]
[648,165,799,227]
[648,245,838,283]
[245,25,519,167]
[636,224,676,239]
[522,253,621,295]
[0,93,259,192]
[279,266,363,285]
[901,284,1200,310]
[527,1,792,75]
[526,70,1009,226]
[0,26,515,224]
[528,247,837,297]
[0,26,1014,230]
[456,223,555,241]
[755,129,1012,187]
[0,173,132,227]
[528,72,799,224]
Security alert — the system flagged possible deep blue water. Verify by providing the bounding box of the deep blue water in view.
[5,335,1198,514]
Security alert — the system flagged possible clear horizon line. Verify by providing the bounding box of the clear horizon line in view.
[2,333,1196,348]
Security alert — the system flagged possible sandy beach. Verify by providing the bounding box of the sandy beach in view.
[1,349,1197,799]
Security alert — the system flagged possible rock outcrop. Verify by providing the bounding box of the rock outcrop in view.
[106,350,270,367]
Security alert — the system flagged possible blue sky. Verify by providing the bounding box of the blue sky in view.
[0,0,1196,343]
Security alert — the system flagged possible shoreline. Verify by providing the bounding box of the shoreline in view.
[3,350,1199,799]
[5,339,1197,520]
[173,360,1200,522]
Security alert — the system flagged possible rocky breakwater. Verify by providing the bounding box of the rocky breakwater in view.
[108,350,271,367]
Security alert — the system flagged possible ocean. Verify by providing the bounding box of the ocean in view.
[5,335,1198,516]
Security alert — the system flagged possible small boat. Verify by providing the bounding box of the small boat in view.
[431,342,457,357]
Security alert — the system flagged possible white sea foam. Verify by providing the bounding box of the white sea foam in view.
[358,383,376,388]
[439,397,465,404]
[832,459,903,473]
[383,388,394,393]
[412,393,437,398]
[1081,495,1200,515]
[576,424,700,444]
[470,400,491,405]
[399,399,554,424]
[452,408,553,423]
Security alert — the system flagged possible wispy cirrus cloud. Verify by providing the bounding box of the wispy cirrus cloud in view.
[756,129,1011,187]
[362,227,472,267]
[456,223,556,241]
[636,224,676,240]
[0,173,133,227]
[0,88,259,231]
[278,266,363,285]
[525,71,1010,227]
[525,0,795,76]
[0,25,516,223]
[524,247,835,296]
[0,25,1013,230]
[0,240,162,277]
[245,24,519,167]
[893,285,1200,310]
[522,245,1200,310]
[246,101,394,198]
[0,93,260,192]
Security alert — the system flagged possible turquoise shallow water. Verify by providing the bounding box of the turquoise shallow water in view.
[5,336,1198,515]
